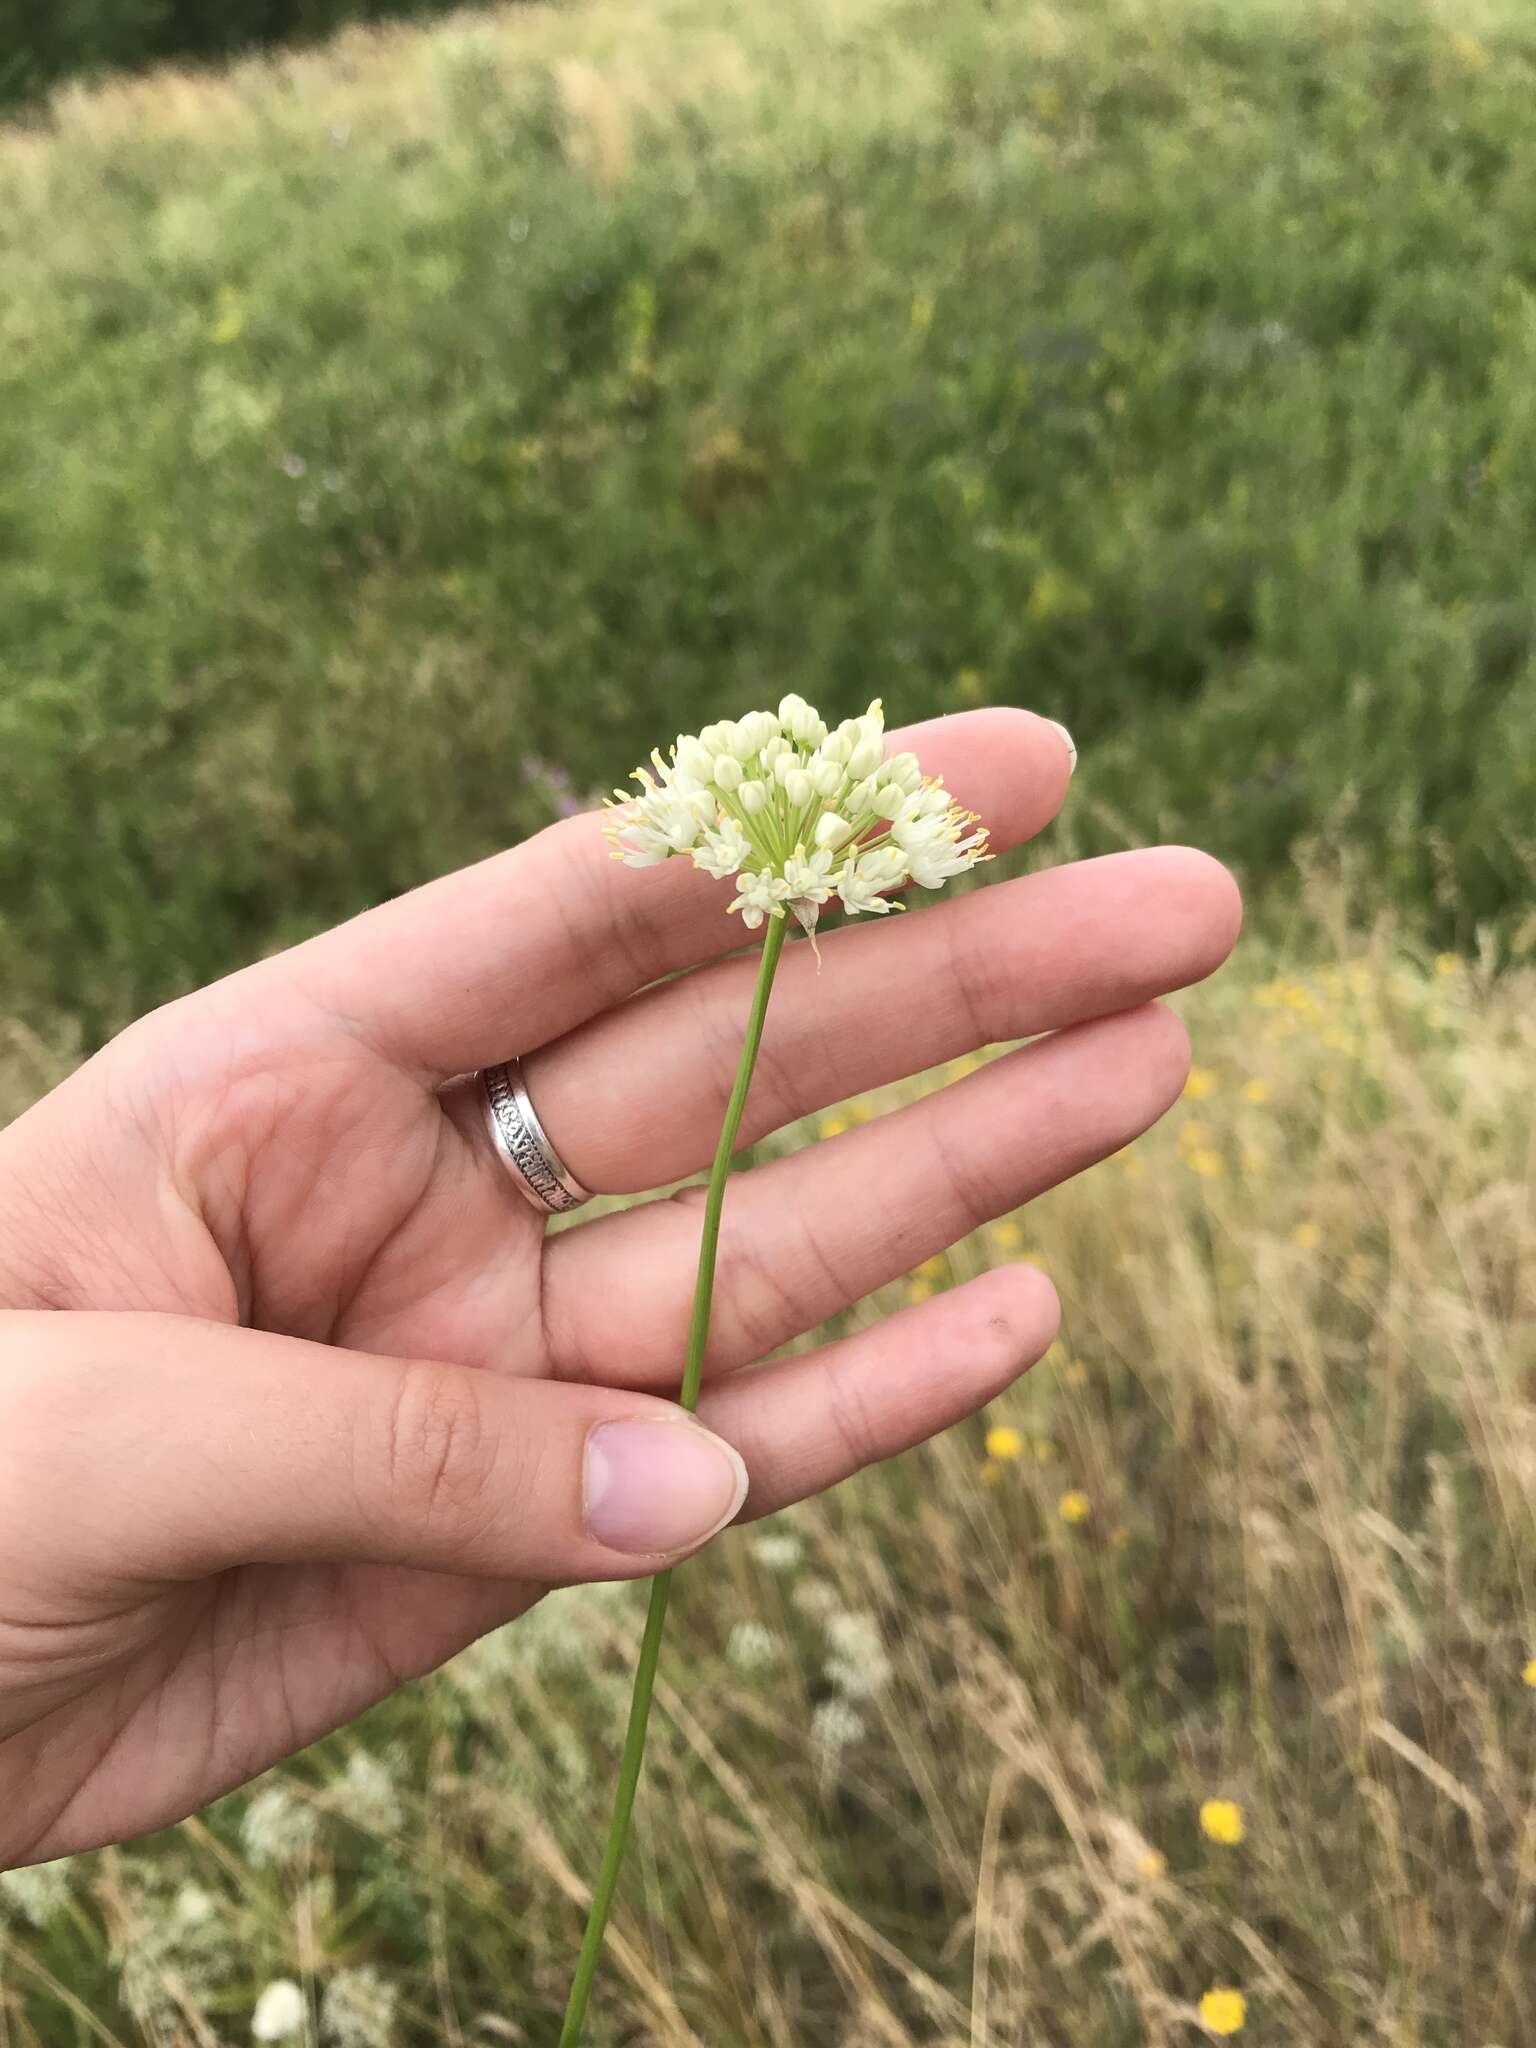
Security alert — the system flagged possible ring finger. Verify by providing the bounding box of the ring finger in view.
[541,999,1191,1389]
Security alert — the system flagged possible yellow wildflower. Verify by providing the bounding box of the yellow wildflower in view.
[990,1219,1023,1251]
[910,294,934,333]
[917,1254,946,1279]
[1064,1359,1089,1387]
[1199,1798,1245,1845]
[1435,952,1462,977]
[1241,1078,1271,1105]
[208,286,246,345]
[1292,1221,1321,1250]
[1187,1148,1226,1179]
[1137,1846,1166,1879]
[1198,1988,1246,2035]
[1058,1490,1091,1524]
[1183,1067,1218,1100]
[979,1459,1004,1488]
[906,1277,935,1305]
[985,1425,1023,1462]
[1121,1154,1146,1181]
[950,1055,980,1080]
[819,1114,849,1139]
[1523,1659,1536,1688]
[1179,1119,1213,1148]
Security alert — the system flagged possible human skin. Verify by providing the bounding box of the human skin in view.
[0,710,1241,1868]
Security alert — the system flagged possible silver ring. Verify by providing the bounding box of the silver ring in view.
[479,1059,593,1215]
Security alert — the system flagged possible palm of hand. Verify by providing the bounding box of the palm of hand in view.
[0,712,1239,1860]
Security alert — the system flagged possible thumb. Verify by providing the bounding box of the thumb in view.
[0,1311,749,1587]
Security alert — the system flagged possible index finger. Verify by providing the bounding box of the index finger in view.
[246,708,1075,1078]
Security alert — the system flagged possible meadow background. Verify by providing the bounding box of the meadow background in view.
[2,0,1534,2041]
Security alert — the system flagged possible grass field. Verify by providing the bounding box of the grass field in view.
[2,0,1535,2041]
[3,909,1533,2045]
[3,0,1536,1039]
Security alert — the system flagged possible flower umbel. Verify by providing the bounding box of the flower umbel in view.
[603,695,989,938]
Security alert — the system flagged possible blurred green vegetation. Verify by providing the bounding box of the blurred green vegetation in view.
[2,0,1534,1041]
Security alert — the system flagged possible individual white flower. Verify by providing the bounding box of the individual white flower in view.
[750,1529,804,1571]
[726,1620,779,1671]
[811,1698,865,1753]
[602,694,989,931]
[692,816,751,880]
[782,847,837,938]
[241,1782,320,1868]
[729,868,792,930]
[322,1966,398,2048]
[607,814,674,867]
[823,1610,894,1699]
[0,1859,73,1927]
[252,1979,307,2042]
[906,825,989,890]
[835,846,908,917]
[333,1749,402,1835]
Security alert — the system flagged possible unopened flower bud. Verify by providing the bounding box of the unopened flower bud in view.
[885,750,922,792]
[784,768,813,805]
[847,735,884,781]
[814,811,854,851]
[674,738,714,785]
[714,754,743,791]
[808,756,844,797]
[773,751,799,786]
[778,692,809,728]
[739,710,779,754]
[874,783,906,819]
[845,775,879,815]
[738,779,770,814]
[820,731,853,766]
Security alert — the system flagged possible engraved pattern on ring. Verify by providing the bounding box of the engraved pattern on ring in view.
[483,1062,589,1213]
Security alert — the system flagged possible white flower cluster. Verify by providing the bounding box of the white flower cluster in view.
[604,695,989,935]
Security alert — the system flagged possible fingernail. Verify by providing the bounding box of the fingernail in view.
[1044,719,1077,775]
[584,1417,749,1556]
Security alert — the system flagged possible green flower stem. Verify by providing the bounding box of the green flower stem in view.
[558,910,789,2046]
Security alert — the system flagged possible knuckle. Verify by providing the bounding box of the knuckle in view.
[379,1361,499,1538]
[823,1349,882,1471]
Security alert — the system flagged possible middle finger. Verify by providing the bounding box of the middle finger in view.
[523,846,1239,1192]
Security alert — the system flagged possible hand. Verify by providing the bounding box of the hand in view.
[0,710,1239,1866]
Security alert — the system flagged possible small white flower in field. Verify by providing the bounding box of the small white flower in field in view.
[172,1883,216,1929]
[603,696,989,938]
[322,1965,399,2048]
[240,1781,320,1868]
[750,1529,804,1571]
[790,1573,842,1617]
[333,1749,403,1835]
[823,1610,894,1699]
[811,1698,865,1753]
[726,1620,779,1670]
[252,1979,307,2042]
[0,1858,73,1927]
